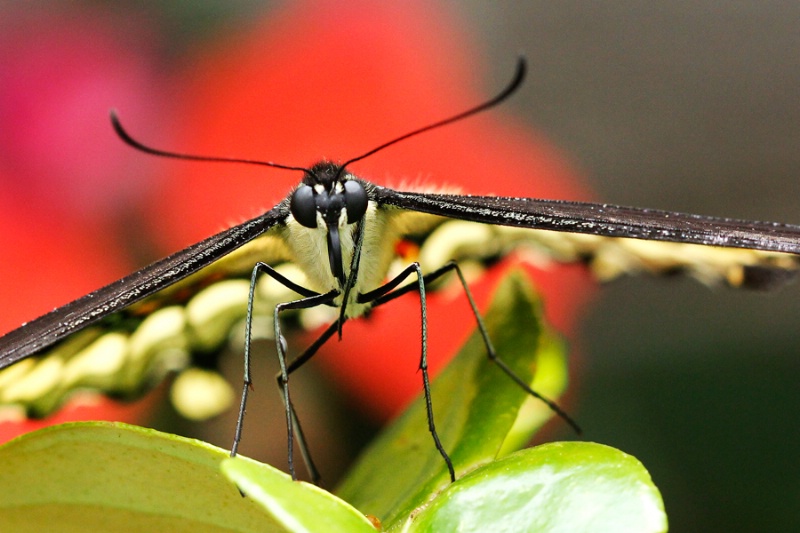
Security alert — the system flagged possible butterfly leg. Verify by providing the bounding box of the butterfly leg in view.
[358,262,456,482]
[277,319,344,484]
[371,260,580,435]
[230,261,337,475]
[272,290,339,481]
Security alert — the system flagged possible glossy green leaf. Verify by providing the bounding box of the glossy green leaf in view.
[406,442,667,533]
[336,270,570,529]
[221,457,376,533]
[0,421,280,532]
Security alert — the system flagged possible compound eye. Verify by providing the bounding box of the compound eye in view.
[290,185,318,228]
[344,180,368,223]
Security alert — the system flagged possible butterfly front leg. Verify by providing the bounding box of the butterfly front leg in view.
[275,318,344,484]
[358,262,456,482]
[230,261,337,481]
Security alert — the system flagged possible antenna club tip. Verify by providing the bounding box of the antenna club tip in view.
[511,56,527,87]
[109,109,124,134]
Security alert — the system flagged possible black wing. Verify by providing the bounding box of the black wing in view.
[374,188,800,255]
[0,204,290,369]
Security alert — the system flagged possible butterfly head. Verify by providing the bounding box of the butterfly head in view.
[290,162,368,288]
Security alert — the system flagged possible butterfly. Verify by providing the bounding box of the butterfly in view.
[1,58,798,482]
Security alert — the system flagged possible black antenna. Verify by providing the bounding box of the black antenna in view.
[111,57,527,181]
[110,110,312,174]
[336,57,527,173]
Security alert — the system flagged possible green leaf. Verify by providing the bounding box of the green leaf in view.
[221,457,376,533]
[405,442,667,533]
[0,421,282,532]
[336,269,570,530]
